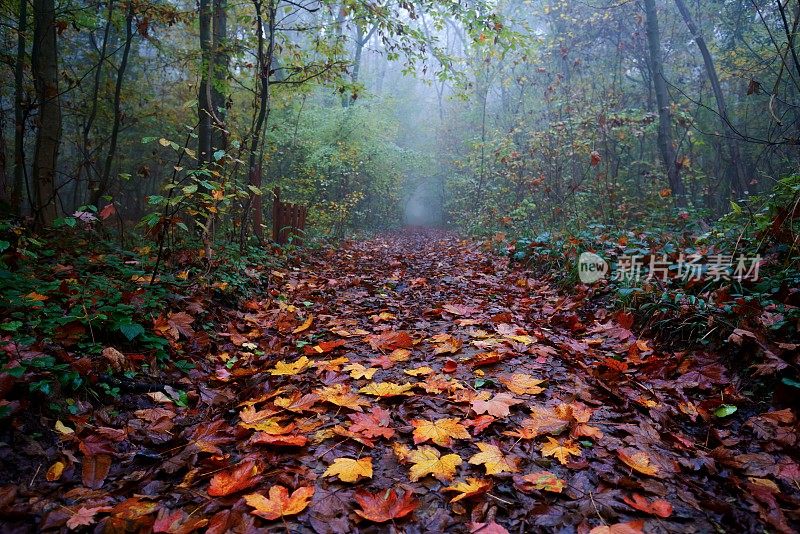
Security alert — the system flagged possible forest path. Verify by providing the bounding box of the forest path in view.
[7,230,791,532]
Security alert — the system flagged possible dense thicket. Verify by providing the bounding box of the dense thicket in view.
[1,0,798,241]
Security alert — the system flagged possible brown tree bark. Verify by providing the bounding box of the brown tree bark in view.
[674,0,747,197]
[198,0,213,164]
[211,0,228,153]
[643,0,686,205]
[240,0,276,244]
[13,0,28,215]
[93,0,133,207]
[31,0,61,226]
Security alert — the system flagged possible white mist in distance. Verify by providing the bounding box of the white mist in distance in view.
[403,184,440,227]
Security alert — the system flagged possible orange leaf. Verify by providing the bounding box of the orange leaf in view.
[618,448,660,477]
[540,437,581,465]
[207,460,262,497]
[292,314,314,334]
[244,485,314,520]
[82,454,112,489]
[471,393,522,418]
[354,488,418,523]
[443,477,492,502]
[411,418,470,447]
[622,493,673,518]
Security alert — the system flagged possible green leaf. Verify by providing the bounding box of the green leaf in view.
[714,404,737,418]
[0,321,22,332]
[212,149,226,161]
[118,322,145,341]
[0,240,10,253]
[781,377,800,389]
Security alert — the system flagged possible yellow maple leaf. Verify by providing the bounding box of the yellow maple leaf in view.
[408,445,462,482]
[540,437,581,465]
[411,418,470,447]
[343,363,378,380]
[322,457,373,482]
[508,335,536,345]
[389,348,411,362]
[469,443,519,475]
[315,384,370,412]
[404,366,434,377]
[244,486,314,520]
[269,356,311,376]
[359,382,414,397]
[499,373,546,395]
[442,477,492,502]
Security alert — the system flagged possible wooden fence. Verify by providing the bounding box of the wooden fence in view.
[272,187,307,245]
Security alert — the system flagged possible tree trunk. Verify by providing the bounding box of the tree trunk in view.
[674,0,746,197]
[31,0,60,226]
[13,0,28,216]
[83,0,114,203]
[643,0,685,205]
[94,0,133,207]
[198,0,212,164]
[240,0,276,244]
[211,0,228,153]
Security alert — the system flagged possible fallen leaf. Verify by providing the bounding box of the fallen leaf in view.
[67,506,112,530]
[443,477,492,502]
[618,448,660,477]
[269,356,311,376]
[343,362,378,379]
[292,315,314,334]
[354,488,418,523]
[469,443,519,475]
[408,445,462,482]
[540,437,581,465]
[471,393,522,418]
[411,417,470,447]
[316,384,370,411]
[82,454,112,489]
[323,457,373,482]
[622,493,672,518]
[513,471,566,493]
[208,460,262,497]
[359,382,414,397]
[499,373,545,395]
[244,485,314,520]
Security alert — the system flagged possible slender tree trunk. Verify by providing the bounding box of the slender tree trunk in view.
[240,0,276,244]
[93,0,133,207]
[211,0,228,153]
[674,0,746,197]
[13,0,28,215]
[31,0,60,226]
[198,0,212,164]
[643,0,685,205]
[83,0,114,202]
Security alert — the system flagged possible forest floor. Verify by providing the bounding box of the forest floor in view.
[2,229,799,533]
